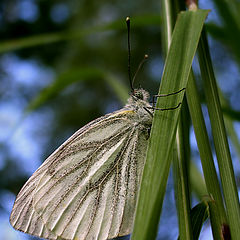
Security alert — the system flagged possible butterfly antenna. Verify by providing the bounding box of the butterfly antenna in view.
[126,17,134,92]
[132,54,148,87]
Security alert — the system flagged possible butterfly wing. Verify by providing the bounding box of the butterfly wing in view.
[10,109,149,240]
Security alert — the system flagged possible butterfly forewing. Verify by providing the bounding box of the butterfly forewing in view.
[10,93,152,240]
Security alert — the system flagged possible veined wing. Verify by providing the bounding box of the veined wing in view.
[10,109,148,240]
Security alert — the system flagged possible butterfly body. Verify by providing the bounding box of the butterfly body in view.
[10,89,153,240]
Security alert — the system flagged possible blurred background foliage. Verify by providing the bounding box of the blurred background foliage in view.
[0,0,240,239]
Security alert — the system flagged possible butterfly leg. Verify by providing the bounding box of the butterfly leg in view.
[152,88,186,107]
[148,102,182,111]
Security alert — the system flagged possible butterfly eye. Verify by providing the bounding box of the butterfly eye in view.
[134,91,144,100]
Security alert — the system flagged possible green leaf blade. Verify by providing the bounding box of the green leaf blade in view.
[198,29,240,239]
[131,9,209,240]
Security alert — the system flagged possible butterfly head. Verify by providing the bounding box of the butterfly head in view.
[132,88,150,102]
[126,88,153,125]
[127,88,153,119]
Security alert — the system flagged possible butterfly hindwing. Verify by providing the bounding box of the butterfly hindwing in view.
[10,108,149,240]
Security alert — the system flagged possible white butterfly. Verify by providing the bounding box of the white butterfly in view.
[10,88,153,240]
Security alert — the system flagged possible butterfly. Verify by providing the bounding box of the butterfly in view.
[10,88,153,240]
[10,16,184,240]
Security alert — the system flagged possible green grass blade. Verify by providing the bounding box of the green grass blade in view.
[160,0,175,53]
[104,73,129,104]
[224,116,240,159]
[26,68,128,112]
[219,90,240,159]
[177,201,209,240]
[190,201,209,240]
[0,15,160,53]
[161,3,199,237]
[131,9,209,240]
[189,161,208,199]
[26,68,103,111]
[187,197,225,240]
[186,71,227,225]
[162,3,193,238]
[173,109,193,240]
[206,196,228,240]
[198,28,240,239]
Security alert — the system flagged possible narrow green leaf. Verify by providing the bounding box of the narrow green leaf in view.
[190,201,209,240]
[160,0,175,54]
[131,9,209,240]
[0,15,160,53]
[218,90,240,159]
[162,3,194,239]
[162,3,194,238]
[198,28,240,239]
[26,68,103,111]
[173,108,193,240]
[177,201,209,240]
[185,197,226,240]
[186,71,227,224]
[104,73,129,104]
[26,68,128,112]
[206,196,227,240]
[189,161,208,199]
[224,116,240,159]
